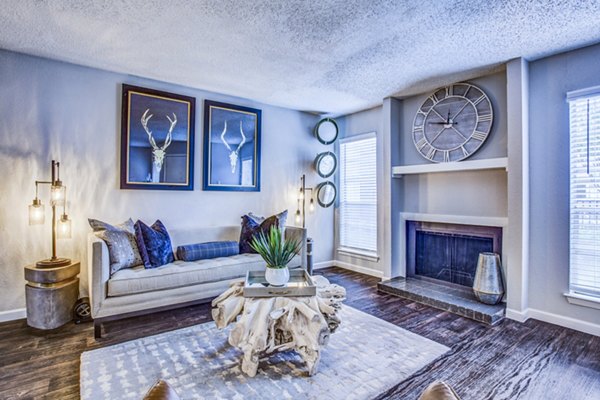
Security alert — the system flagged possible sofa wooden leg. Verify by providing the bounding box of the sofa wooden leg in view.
[94,321,102,339]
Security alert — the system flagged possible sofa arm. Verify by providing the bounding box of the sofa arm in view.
[285,226,307,269]
[87,233,110,318]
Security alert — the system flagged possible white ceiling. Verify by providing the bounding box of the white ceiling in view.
[1,1,600,115]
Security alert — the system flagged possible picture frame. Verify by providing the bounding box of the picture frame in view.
[203,100,261,191]
[120,84,195,190]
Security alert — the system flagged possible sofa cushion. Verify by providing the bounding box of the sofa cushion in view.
[107,253,301,297]
[176,241,239,261]
[134,220,175,269]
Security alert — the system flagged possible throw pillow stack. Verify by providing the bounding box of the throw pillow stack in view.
[90,210,290,275]
[89,218,175,275]
[238,210,288,254]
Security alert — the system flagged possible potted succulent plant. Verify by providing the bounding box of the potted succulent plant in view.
[250,226,301,286]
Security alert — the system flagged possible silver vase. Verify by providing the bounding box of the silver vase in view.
[473,252,504,305]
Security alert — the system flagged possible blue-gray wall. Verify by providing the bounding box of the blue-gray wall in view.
[529,43,600,326]
[0,50,333,314]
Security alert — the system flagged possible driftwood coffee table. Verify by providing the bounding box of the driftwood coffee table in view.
[211,275,346,377]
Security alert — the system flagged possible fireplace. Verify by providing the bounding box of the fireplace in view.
[406,221,502,287]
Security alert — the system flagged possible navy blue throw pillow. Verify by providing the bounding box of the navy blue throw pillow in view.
[134,220,175,269]
[176,241,239,261]
[239,211,287,254]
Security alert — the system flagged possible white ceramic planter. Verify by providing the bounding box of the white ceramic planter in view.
[265,266,290,286]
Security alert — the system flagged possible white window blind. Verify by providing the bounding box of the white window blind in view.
[339,133,377,254]
[569,93,600,298]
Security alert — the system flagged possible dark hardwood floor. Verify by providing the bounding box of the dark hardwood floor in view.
[1,267,599,399]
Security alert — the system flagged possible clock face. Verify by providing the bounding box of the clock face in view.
[315,151,337,178]
[412,83,493,163]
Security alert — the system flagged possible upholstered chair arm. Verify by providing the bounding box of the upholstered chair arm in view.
[87,233,110,318]
[285,226,307,269]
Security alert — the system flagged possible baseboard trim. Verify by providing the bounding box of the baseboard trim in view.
[506,308,529,323]
[332,260,384,278]
[313,261,336,270]
[527,308,600,337]
[0,308,26,323]
[506,307,600,336]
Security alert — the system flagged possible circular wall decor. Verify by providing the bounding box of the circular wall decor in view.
[412,82,493,163]
[315,181,336,208]
[314,151,337,178]
[314,118,339,145]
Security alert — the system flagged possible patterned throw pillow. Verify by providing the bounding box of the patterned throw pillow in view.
[88,218,142,275]
[88,218,135,234]
[239,210,288,254]
[134,220,175,269]
[176,241,239,261]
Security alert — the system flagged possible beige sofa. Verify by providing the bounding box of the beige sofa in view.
[88,225,307,338]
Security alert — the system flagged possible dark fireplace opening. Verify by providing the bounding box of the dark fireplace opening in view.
[407,221,502,288]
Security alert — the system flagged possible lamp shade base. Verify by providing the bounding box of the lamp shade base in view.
[36,257,72,268]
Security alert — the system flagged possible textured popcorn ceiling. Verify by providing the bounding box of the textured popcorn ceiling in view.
[1,0,600,115]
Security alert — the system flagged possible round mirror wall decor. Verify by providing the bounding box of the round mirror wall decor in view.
[314,118,339,145]
[314,151,337,178]
[316,181,336,208]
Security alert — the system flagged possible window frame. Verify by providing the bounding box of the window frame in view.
[337,132,378,260]
[566,86,600,304]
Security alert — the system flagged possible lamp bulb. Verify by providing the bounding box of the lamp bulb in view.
[28,200,45,225]
[57,214,72,239]
[309,198,315,212]
[51,184,66,206]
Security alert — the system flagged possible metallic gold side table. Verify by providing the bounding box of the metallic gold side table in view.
[24,260,80,330]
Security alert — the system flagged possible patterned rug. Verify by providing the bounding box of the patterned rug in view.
[81,306,448,399]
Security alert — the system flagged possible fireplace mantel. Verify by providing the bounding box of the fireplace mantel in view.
[399,212,507,228]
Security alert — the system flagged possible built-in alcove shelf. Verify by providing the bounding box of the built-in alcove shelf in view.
[392,157,508,178]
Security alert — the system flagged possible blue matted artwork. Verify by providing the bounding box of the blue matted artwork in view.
[120,84,195,190]
[203,100,261,191]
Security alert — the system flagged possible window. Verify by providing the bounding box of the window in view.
[339,133,377,255]
[568,89,600,298]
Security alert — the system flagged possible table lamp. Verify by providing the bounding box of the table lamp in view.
[28,160,72,268]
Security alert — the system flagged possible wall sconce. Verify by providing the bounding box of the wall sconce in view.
[296,174,314,228]
[29,160,72,267]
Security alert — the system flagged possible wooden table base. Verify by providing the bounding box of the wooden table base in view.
[212,275,346,376]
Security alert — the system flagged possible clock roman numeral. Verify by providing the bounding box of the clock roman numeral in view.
[472,131,487,141]
[474,95,486,105]
[443,151,450,162]
[478,113,492,122]
[463,85,471,97]
[413,125,423,133]
[426,147,436,160]
[429,93,439,103]
[460,145,469,157]
[416,138,427,150]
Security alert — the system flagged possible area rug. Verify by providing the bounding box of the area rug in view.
[80,306,449,399]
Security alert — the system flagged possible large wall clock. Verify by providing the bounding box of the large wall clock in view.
[412,82,493,163]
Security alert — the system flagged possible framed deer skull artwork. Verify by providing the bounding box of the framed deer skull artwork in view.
[203,100,261,191]
[120,84,195,190]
